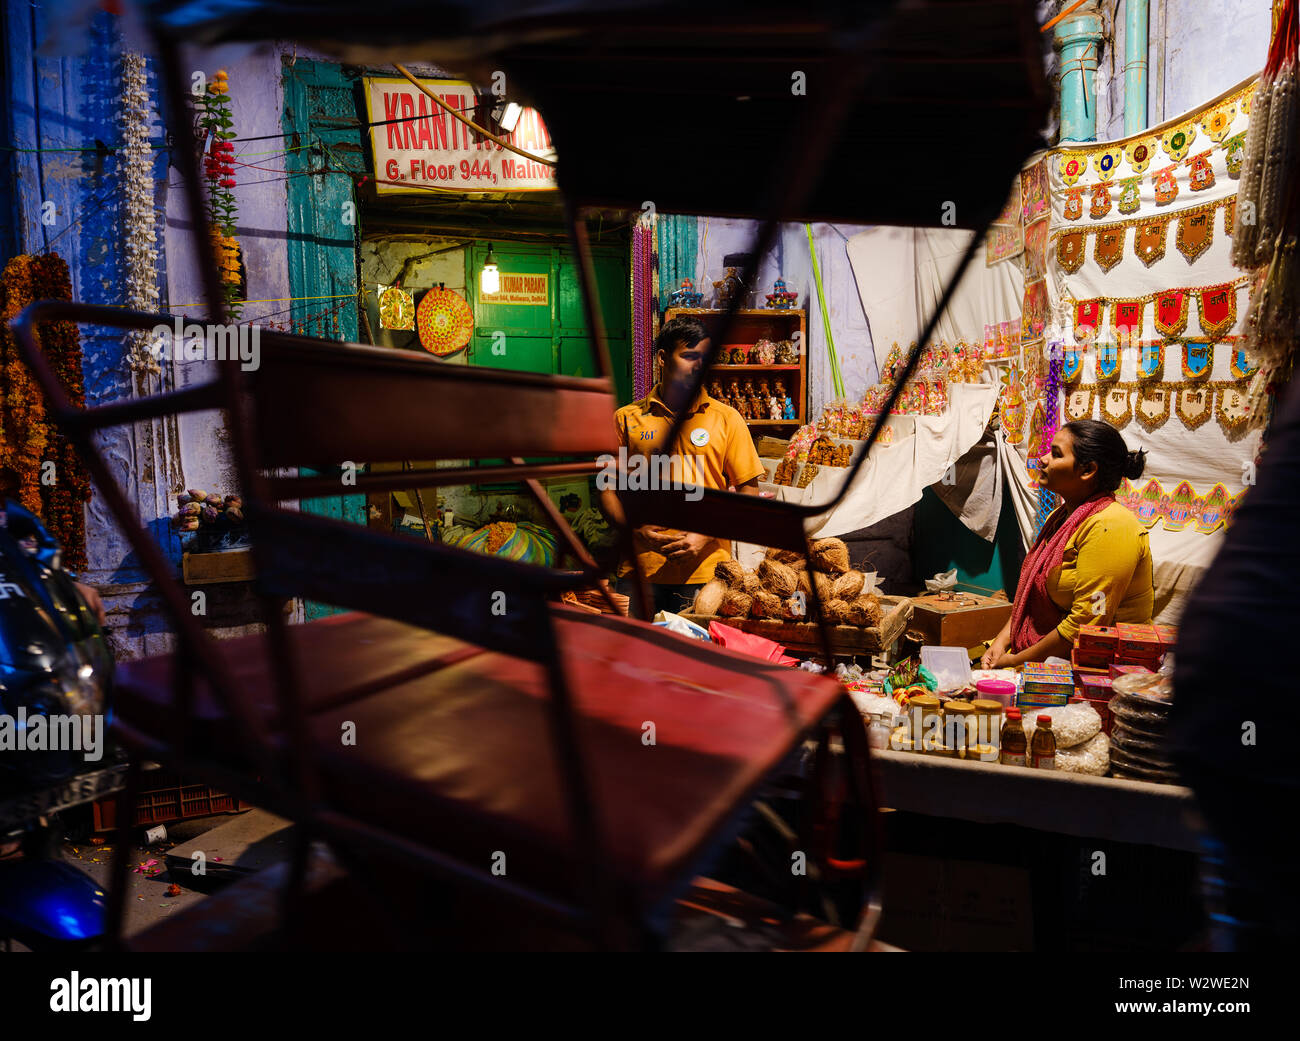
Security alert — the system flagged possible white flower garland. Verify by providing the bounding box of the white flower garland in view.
[120,52,161,375]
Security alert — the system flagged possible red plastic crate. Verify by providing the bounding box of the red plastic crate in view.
[91,769,250,832]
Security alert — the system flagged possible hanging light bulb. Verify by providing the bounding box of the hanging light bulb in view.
[481,247,500,295]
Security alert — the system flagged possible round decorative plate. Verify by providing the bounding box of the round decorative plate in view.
[415,287,473,355]
[377,286,415,330]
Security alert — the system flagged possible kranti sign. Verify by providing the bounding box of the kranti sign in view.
[363,76,558,195]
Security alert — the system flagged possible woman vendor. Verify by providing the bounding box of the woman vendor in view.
[982,420,1154,668]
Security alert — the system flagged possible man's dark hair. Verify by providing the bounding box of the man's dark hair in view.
[654,316,708,357]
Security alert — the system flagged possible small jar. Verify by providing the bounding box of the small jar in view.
[971,699,1004,751]
[890,725,915,753]
[966,744,998,763]
[943,699,977,754]
[867,712,893,750]
[909,694,941,750]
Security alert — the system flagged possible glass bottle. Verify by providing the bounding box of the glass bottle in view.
[999,708,1027,767]
[1029,714,1057,770]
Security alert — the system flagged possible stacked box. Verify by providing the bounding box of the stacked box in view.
[1073,624,1117,670]
[1115,623,1164,668]
[1074,673,1115,734]
[1153,623,1177,653]
[1019,661,1074,707]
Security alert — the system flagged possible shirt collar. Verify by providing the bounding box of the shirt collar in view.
[647,383,713,418]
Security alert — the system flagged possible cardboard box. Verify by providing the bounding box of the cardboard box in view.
[908,592,1013,648]
[1072,646,1112,671]
[1116,623,1162,659]
[1153,623,1177,651]
[1076,624,1118,652]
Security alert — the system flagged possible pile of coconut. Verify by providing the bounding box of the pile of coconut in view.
[691,537,885,627]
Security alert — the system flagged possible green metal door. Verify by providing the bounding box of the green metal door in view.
[282,58,367,619]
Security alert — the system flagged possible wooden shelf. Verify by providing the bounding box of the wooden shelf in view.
[662,307,803,317]
[746,419,801,426]
[182,547,255,585]
[712,364,801,372]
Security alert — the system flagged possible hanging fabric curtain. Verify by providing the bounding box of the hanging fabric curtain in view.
[657,213,698,313]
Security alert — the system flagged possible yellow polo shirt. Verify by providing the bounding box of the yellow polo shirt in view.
[613,387,766,585]
[1046,501,1155,641]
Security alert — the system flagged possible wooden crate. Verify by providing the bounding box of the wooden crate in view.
[683,595,912,657]
[907,592,1012,649]
[182,548,256,585]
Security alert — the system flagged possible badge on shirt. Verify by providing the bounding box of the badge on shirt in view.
[689,427,709,447]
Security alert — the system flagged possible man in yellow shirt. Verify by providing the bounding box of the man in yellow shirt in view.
[600,317,766,614]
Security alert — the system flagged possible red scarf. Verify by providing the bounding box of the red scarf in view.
[1009,493,1114,653]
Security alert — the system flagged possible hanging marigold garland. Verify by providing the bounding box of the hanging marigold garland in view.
[121,51,161,374]
[0,254,92,571]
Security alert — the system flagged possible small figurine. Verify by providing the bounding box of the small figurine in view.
[775,380,796,420]
[740,379,759,419]
[765,277,799,309]
[708,379,726,402]
[775,339,800,365]
[668,277,703,308]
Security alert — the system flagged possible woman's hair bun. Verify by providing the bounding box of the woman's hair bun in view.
[1123,448,1147,480]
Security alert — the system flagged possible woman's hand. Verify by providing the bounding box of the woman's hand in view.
[982,633,1011,669]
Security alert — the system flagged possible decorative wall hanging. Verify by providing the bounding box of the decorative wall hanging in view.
[416,286,474,355]
[1153,290,1189,336]
[1176,208,1214,261]
[1174,384,1214,429]
[1096,342,1122,382]
[1021,160,1050,223]
[1117,176,1143,214]
[1180,341,1212,380]
[1112,298,1144,335]
[1197,283,1238,338]
[377,284,415,330]
[1000,364,1026,444]
[1161,124,1197,162]
[1136,342,1164,381]
[1115,478,1242,535]
[1063,281,1246,340]
[1186,149,1216,191]
[1058,153,1086,187]
[1062,343,1084,382]
[1125,137,1157,174]
[1064,188,1084,220]
[1099,384,1133,426]
[1075,298,1103,336]
[1153,164,1180,204]
[1135,218,1169,266]
[1094,227,1126,272]
[1021,280,1048,342]
[1215,381,1254,431]
[1225,197,1236,235]
[1134,384,1173,430]
[1026,399,1047,461]
[985,221,1024,265]
[1089,182,1113,219]
[1199,103,1237,143]
[1224,132,1246,176]
[1065,385,1095,421]
[120,52,161,375]
[1093,147,1123,181]
[1230,344,1260,379]
[1022,218,1048,280]
[1057,231,1087,273]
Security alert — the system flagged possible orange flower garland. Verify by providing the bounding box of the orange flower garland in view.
[0,253,92,571]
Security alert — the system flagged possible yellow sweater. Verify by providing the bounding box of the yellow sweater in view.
[1045,501,1154,641]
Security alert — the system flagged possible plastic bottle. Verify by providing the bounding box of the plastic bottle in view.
[1029,713,1057,770]
[999,708,1027,767]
